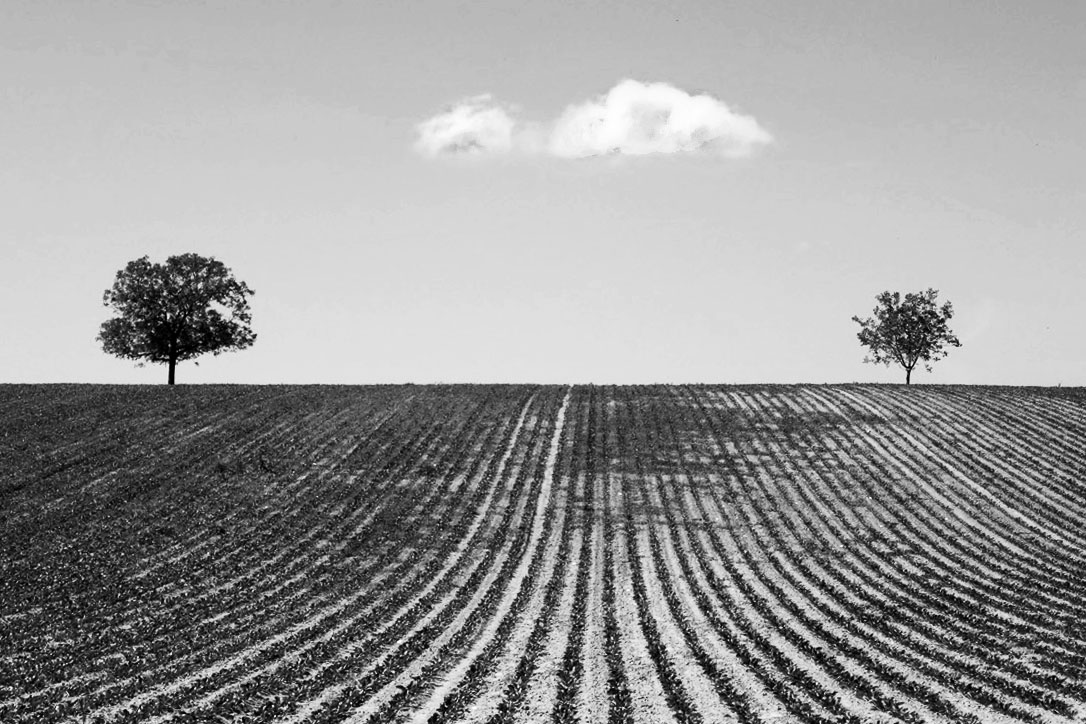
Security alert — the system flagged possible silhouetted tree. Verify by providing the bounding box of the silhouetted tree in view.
[98,254,255,384]
[853,288,960,385]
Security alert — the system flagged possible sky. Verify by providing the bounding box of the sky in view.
[1,0,1083,385]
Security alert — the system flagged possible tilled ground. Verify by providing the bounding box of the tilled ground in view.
[1,383,1085,723]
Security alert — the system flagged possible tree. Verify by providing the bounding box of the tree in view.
[852,288,960,385]
[98,253,256,384]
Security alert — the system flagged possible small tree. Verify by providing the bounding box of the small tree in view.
[852,288,960,385]
[99,253,256,384]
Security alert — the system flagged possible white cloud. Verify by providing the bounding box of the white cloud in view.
[414,80,773,160]
[414,95,516,158]
[550,79,772,158]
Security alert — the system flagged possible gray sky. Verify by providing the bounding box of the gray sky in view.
[2,0,1083,385]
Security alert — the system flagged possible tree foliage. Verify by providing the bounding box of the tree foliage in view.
[852,288,960,385]
[98,254,256,384]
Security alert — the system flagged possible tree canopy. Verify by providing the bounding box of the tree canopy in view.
[98,253,256,384]
[852,288,961,385]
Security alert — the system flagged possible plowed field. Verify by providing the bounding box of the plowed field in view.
[2,384,1085,723]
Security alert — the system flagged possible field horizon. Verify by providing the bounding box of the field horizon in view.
[3,383,1085,723]
[4,381,1084,390]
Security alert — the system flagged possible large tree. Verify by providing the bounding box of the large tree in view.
[852,288,960,385]
[99,254,256,384]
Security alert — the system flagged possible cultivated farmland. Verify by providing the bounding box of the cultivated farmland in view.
[2,384,1085,723]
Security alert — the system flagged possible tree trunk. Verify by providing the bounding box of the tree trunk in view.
[905,366,912,385]
[168,358,176,385]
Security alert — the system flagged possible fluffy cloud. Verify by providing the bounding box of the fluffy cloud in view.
[415,80,773,160]
[550,80,772,158]
[414,95,516,158]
